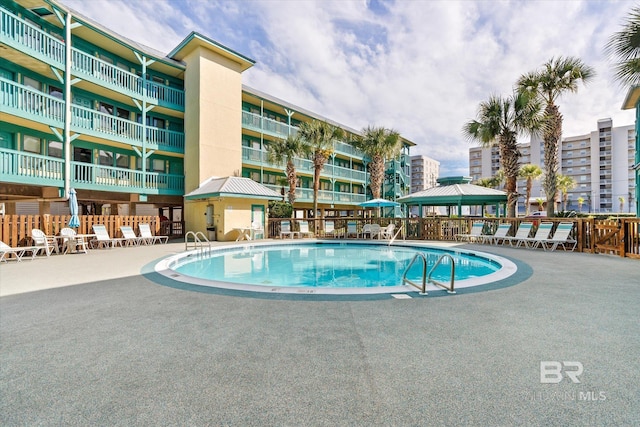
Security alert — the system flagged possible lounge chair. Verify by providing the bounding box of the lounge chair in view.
[251,221,264,240]
[479,223,511,245]
[298,220,313,238]
[0,240,41,262]
[512,222,554,248]
[345,221,358,238]
[362,223,381,239]
[380,223,396,240]
[91,224,125,248]
[139,223,168,245]
[119,226,142,246]
[535,222,578,251]
[59,227,88,254]
[323,220,341,238]
[31,228,58,256]
[502,222,534,246]
[455,222,485,242]
[280,221,297,239]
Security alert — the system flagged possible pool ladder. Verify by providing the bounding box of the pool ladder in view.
[185,231,211,254]
[401,253,456,295]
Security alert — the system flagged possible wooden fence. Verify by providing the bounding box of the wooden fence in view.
[267,217,640,259]
[0,215,164,246]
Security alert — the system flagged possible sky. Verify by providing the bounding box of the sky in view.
[61,0,636,177]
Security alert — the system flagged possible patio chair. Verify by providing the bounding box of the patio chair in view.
[138,223,168,245]
[298,220,313,238]
[455,221,485,242]
[119,226,142,246]
[279,221,297,239]
[362,223,381,239]
[512,222,554,248]
[478,223,511,245]
[379,223,396,240]
[91,224,125,248]
[502,222,534,247]
[345,221,358,238]
[31,228,58,256]
[323,220,341,238]
[535,222,578,251]
[0,240,41,262]
[251,221,264,240]
[59,227,88,254]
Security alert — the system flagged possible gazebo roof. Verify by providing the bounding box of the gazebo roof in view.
[184,176,281,200]
[398,177,507,206]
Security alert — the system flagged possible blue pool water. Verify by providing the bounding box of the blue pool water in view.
[169,243,502,290]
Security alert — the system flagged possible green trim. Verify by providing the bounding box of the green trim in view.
[168,31,255,66]
[185,193,280,201]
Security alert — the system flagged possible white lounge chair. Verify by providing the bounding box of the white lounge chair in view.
[251,221,265,240]
[59,227,88,254]
[0,240,41,262]
[298,220,313,238]
[345,221,358,238]
[502,222,534,246]
[119,226,142,246]
[31,228,58,256]
[323,220,341,238]
[280,221,297,239]
[91,225,125,248]
[479,223,511,245]
[513,222,554,248]
[535,222,578,251]
[380,223,396,240]
[139,223,168,244]
[455,222,485,242]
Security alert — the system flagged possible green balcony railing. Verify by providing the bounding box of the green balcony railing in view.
[1,7,184,110]
[1,78,184,153]
[0,148,183,195]
[262,184,366,205]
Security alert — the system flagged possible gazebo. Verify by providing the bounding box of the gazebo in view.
[397,176,508,217]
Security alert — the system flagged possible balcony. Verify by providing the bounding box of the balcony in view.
[1,8,184,110]
[1,78,184,153]
[0,147,183,195]
[262,184,366,205]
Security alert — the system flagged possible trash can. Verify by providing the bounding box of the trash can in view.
[206,226,216,241]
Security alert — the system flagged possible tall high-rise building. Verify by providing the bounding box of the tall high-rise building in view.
[410,155,440,193]
[468,118,636,214]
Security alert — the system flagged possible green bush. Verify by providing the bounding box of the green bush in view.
[268,201,293,218]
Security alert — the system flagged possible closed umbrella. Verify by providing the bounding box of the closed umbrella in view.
[68,188,80,228]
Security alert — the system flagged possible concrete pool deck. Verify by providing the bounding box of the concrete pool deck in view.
[1,240,638,425]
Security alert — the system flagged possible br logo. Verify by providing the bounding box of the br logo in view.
[540,361,584,384]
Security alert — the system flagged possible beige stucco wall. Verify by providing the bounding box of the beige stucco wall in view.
[183,46,244,193]
[184,197,268,241]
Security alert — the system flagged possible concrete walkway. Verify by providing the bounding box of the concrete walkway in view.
[1,240,638,426]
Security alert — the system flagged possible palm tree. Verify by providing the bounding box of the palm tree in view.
[296,120,344,217]
[517,56,595,217]
[474,178,495,188]
[556,174,576,211]
[490,169,505,189]
[605,5,640,87]
[519,164,543,215]
[353,126,402,200]
[266,134,309,205]
[619,196,626,212]
[577,196,585,213]
[463,92,544,217]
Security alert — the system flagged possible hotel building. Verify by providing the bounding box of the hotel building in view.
[409,155,439,193]
[0,0,414,239]
[468,118,637,214]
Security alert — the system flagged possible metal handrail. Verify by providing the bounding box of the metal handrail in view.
[427,254,456,294]
[185,231,210,253]
[401,252,428,295]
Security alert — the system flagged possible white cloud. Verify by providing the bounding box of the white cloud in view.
[60,0,636,177]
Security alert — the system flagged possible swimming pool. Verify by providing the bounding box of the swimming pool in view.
[155,241,518,295]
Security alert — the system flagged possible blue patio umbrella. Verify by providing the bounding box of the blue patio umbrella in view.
[359,198,400,208]
[68,188,80,228]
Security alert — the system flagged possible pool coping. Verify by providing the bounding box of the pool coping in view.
[144,239,532,301]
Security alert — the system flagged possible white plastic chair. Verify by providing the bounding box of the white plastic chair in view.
[31,228,58,256]
[251,221,265,240]
[298,221,313,238]
[280,221,297,239]
[119,226,142,246]
[60,227,87,254]
[139,223,168,244]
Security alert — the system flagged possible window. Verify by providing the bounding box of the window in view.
[74,147,92,163]
[49,85,63,99]
[116,153,129,168]
[48,141,62,158]
[23,135,41,153]
[99,150,113,166]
